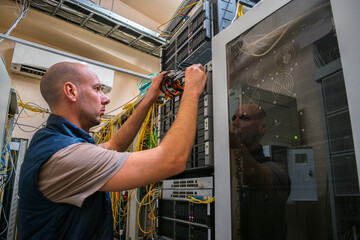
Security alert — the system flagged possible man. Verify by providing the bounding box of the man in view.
[17,62,207,239]
[231,103,291,240]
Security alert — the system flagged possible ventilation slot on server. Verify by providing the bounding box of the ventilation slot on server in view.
[193,204,209,224]
[158,218,174,239]
[158,199,174,219]
[163,57,176,71]
[192,225,209,240]
[175,201,189,221]
[164,41,176,61]
[189,10,206,34]
[331,153,360,195]
[314,30,340,67]
[335,196,360,236]
[322,71,348,113]
[177,46,189,65]
[327,111,354,154]
[177,27,189,49]
[189,28,207,55]
[175,222,189,239]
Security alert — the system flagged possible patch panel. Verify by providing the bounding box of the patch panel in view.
[163,189,213,201]
[163,176,213,189]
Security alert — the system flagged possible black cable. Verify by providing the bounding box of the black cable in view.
[13,107,24,129]
[16,119,48,133]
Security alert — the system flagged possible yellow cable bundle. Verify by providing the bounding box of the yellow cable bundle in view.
[111,192,121,234]
[237,4,244,18]
[17,101,50,118]
[94,115,119,144]
[93,97,160,237]
[137,185,162,235]
[135,105,153,152]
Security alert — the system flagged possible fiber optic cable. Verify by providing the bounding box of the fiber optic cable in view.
[157,1,199,37]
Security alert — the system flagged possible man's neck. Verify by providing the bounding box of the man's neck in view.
[246,142,261,152]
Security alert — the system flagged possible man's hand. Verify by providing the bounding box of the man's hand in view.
[184,64,207,97]
[147,71,166,102]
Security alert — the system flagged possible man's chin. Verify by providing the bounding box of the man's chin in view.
[95,117,102,125]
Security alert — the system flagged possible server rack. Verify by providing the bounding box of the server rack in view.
[156,62,215,239]
[157,1,238,239]
[212,0,360,239]
[161,0,237,71]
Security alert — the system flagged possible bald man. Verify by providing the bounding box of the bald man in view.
[231,104,290,240]
[17,62,207,239]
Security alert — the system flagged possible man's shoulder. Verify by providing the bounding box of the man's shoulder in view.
[26,127,79,159]
[31,127,77,146]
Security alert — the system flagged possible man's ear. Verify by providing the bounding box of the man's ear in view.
[63,82,79,102]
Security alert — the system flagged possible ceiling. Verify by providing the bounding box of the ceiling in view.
[8,0,185,58]
[22,0,185,57]
[120,0,183,26]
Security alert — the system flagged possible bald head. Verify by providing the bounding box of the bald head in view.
[239,104,267,120]
[40,62,86,109]
[232,103,267,149]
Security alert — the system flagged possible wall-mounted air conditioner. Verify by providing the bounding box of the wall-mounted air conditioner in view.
[10,43,114,93]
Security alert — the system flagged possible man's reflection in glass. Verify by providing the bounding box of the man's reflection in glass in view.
[230,103,291,240]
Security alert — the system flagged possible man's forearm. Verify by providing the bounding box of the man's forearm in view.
[103,90,156,152]
[159,91,199,166]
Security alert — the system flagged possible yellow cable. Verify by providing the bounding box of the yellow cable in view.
[157,1,199,36]
[237,4,243,18]
[18,101,50,114]
[137,187,161,234]
[186,196,215,204]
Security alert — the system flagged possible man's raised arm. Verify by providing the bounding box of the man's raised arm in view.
[100,64,207,192]
[101,72,165,152]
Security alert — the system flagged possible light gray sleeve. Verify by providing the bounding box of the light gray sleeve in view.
[38,142,130,207]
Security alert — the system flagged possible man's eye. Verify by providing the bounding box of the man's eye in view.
[240,115,250,120]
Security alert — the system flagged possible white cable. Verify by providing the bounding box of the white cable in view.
[232,0,241,23]
[134,188,159,206]
[0,204,9,235]
[0,0,30,43]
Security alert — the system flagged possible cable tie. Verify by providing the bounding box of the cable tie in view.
[180,14,189,19]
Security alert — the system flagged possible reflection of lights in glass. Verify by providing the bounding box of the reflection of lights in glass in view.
[275,44,296,71]
[272,73,295,100]
[294,136,298,139]
[246,63,264,85]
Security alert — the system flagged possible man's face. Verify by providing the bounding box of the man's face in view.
[77,67,110,130]
[232,104,264,145]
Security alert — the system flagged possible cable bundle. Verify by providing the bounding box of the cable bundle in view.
[186,195,215,204]
[159,70,185,98]
[157,1,199,38]
[0,0,30,43]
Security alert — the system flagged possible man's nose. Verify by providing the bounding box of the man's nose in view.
[232,117,239,126]
[101,91,110,105]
